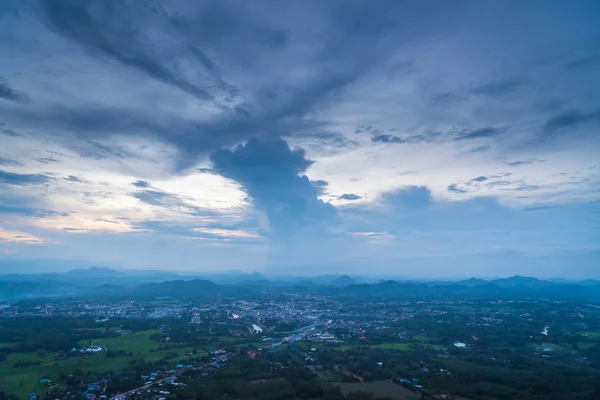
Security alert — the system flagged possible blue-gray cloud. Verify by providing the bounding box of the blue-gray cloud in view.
[0,170,52,185]
[132,180,150,188]
[0,204,68,218]
[504,159,545,167]
[133,189,189,210]
[543,109,600,135]
[339,193,361,201]
[455,127,503,141]
[0,157,21,167]
[371,131,441,144]
[0,78,29,103]
[447,183,468,194]
[470,79,527,97]
[210,137,337,237]
[65,175,84,183]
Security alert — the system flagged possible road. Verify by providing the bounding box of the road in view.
[108,376,175,400]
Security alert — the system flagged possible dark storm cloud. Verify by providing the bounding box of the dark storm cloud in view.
[210,137,337,237]
[542,109,600,134]
[1,0,423,169]
[339,193,361,201]
[0,170,52,185]
[0,78,29,103]
[39,0,215,101]
[455,127,503,141]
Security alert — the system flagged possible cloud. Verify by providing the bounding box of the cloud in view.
[470,79,527,97]
[210,137,337,238]
[65,175,84,183]
[447,183,468,194]
[504,159,545,167]
[565,54,599,70]
[470,176,488,183]
[0,205,68,218]
[338,193,361,201]
[542,109,600,135]
[0,78,29,103]
[377,186,433,209]
[371,134,406,144]
[0,157,21,167]
[192,227,262,240]
[83,140,135,160]
[0,226,46,244]
[39,0,216,102]
[132,189,205,215]
[454,127,503,141]
[371,131,441,145]
[35,157,61,164]
[132,180,150,188]
[0,170,52,185]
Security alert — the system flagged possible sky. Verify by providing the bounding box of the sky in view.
[0,0,599,278]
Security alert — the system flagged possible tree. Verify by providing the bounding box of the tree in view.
[346,390,374,400]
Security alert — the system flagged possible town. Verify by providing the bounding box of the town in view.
[1,291,600,400]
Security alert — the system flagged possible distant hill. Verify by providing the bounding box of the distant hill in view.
[245,272,268,282]
[0,280,84,300]
[455,277,489,287]
[330,275,356,287]
[491,275,553,289]
[134,279,219,297]
[64,267,125,278]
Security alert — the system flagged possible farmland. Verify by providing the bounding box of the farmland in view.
[336,380,420,400]
[0,330,196,399]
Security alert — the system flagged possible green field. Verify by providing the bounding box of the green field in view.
[336,380,420,400]
[315,370,344,381]
[582,330,600,339]
[368,343,412,350]
[0,330,197,400]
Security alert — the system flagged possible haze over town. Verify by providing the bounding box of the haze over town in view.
[1,1,599,278]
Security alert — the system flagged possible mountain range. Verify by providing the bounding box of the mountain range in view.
[0,267,599,301]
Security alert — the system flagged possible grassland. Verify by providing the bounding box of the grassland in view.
[0,330,197,400]
[336,380,420,400]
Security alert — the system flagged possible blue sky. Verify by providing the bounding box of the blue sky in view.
[0,0,599,278]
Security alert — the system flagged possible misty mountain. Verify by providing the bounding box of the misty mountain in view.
[64,267,126,278]
[455,278,490,287]
[0,259,122,275]
[2,272,600,301]
[330,275,356,287]
[134,279,219,298]
[491,275,555,289]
